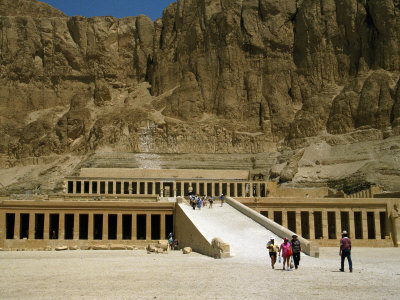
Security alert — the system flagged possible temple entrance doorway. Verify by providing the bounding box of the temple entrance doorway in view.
[163,182,174,197]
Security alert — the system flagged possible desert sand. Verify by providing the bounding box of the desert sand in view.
[0,247,399,299]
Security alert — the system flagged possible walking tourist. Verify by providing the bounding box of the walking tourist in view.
[279,237,292,271]
[197,196,202,210]
[290,234,302,269]
[220,194,225,207]
[209,197,214,208]
[266,236,279,269]
[339,230,352,272]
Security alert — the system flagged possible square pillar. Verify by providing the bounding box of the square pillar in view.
[161,214,166,240]
[113,181,116,195]
[129,181,132,194]
[335,210,342,239]
[309,210,315,240]
[282,209,288,228]
[227,183,231,197]
[152,181,156,195]
[211,183,215,197]
[29,212,35,239]
[349,210,355,239]
[180,182,184,197]
[144,182,148,195]
[73,213,79,240]
[103,213,108,240]
[204,182,208,196]
[362,210,368,239]
[146,213,151,241]
[256,183,260,197]
[117,213,122,240]
[160,182,164,197]
[88,214,94,240]
[234,183,238,197]
[43,213,49,240]
[173,182,177,197]
[296,211,301,235]
[105,181,109,194]
[89,180,93,194]
[219,182,222,196]
[14,212,21,239]
[59,213,65,240]
[374,210,382,240]
[132,214,137,241]
[322,210,329,240]
[73,181,77,194]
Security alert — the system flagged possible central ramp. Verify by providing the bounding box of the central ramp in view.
[178,201,282,260]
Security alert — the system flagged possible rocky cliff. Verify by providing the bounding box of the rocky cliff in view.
[0,0,399,194]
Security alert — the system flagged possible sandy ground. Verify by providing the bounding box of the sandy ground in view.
[0,247,399,299]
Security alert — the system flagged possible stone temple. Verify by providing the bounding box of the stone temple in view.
[1,166,399,257]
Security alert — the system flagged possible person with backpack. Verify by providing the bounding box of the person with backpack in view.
[290,234,302,269]
[220,194,225,207]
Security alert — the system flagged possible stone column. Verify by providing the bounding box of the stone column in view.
[234,183,238,197]
[129,181,132,195]
[161,214,166,240]
[103,213,108,240]
[211,183,215,197]
[296,211,301,236]
[322,210,329,239]
[105,181,109,195]
[113,181,116,195]
[14,212,21,239]
[117,213,123,240]
[362,210,368,239]
[160,182,164,197]
[227,183,231,197]
[282,210,288,229]
[152,181,156,195]
[181,181,185,197]
[59,213,65,240]
[309,210,315,240]
[73,181,77,194]
[195,182,199,195]
[146,213,152,241]
[335,210,342,239]
[29,213,35,239]
[43,213,49,240]
[173,182,177,197]
[132,214,137,240]
[374,210,381,240]
[204,182,208,196]
[89,180,93,194]
[73,213,79,240]
[219,182,222,196]
[88,214,94,240]
[256,183,260,197]
[349,211,355,239]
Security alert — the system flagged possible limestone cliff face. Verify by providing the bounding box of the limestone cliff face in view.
[0,0,400,193]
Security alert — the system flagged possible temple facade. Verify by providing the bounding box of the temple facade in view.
[0,168,399,250]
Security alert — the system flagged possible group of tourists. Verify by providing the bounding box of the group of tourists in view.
[189,194,225,210]
[267,234,302,271]
[267,230,353,272]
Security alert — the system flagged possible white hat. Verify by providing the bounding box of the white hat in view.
[342,230,348,235]
[270,236,274,240]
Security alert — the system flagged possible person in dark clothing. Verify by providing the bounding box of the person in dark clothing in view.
[290,234,302,269]
[339,230,353,272]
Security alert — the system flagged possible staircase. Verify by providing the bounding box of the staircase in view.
[178,201,283,260]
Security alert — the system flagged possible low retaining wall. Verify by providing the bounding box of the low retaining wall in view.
[226,197,319,257]
[175,198,229,258]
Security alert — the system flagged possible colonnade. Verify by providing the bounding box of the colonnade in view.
[3,211,174,242]
[258,208,387,241]
[66,178,274,198]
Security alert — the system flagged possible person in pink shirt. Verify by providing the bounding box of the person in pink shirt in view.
[279,237,292,271]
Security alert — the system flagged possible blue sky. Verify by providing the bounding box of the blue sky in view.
[41,0,176,20]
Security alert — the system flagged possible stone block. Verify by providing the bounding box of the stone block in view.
[110,244,126,250]
[92,245,109,250]
[69,246,78,250]
[80,246,91,250]
[55,246,68,251]
[183,247,192,254]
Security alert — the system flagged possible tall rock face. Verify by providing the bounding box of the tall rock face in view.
[0,0,400,193]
